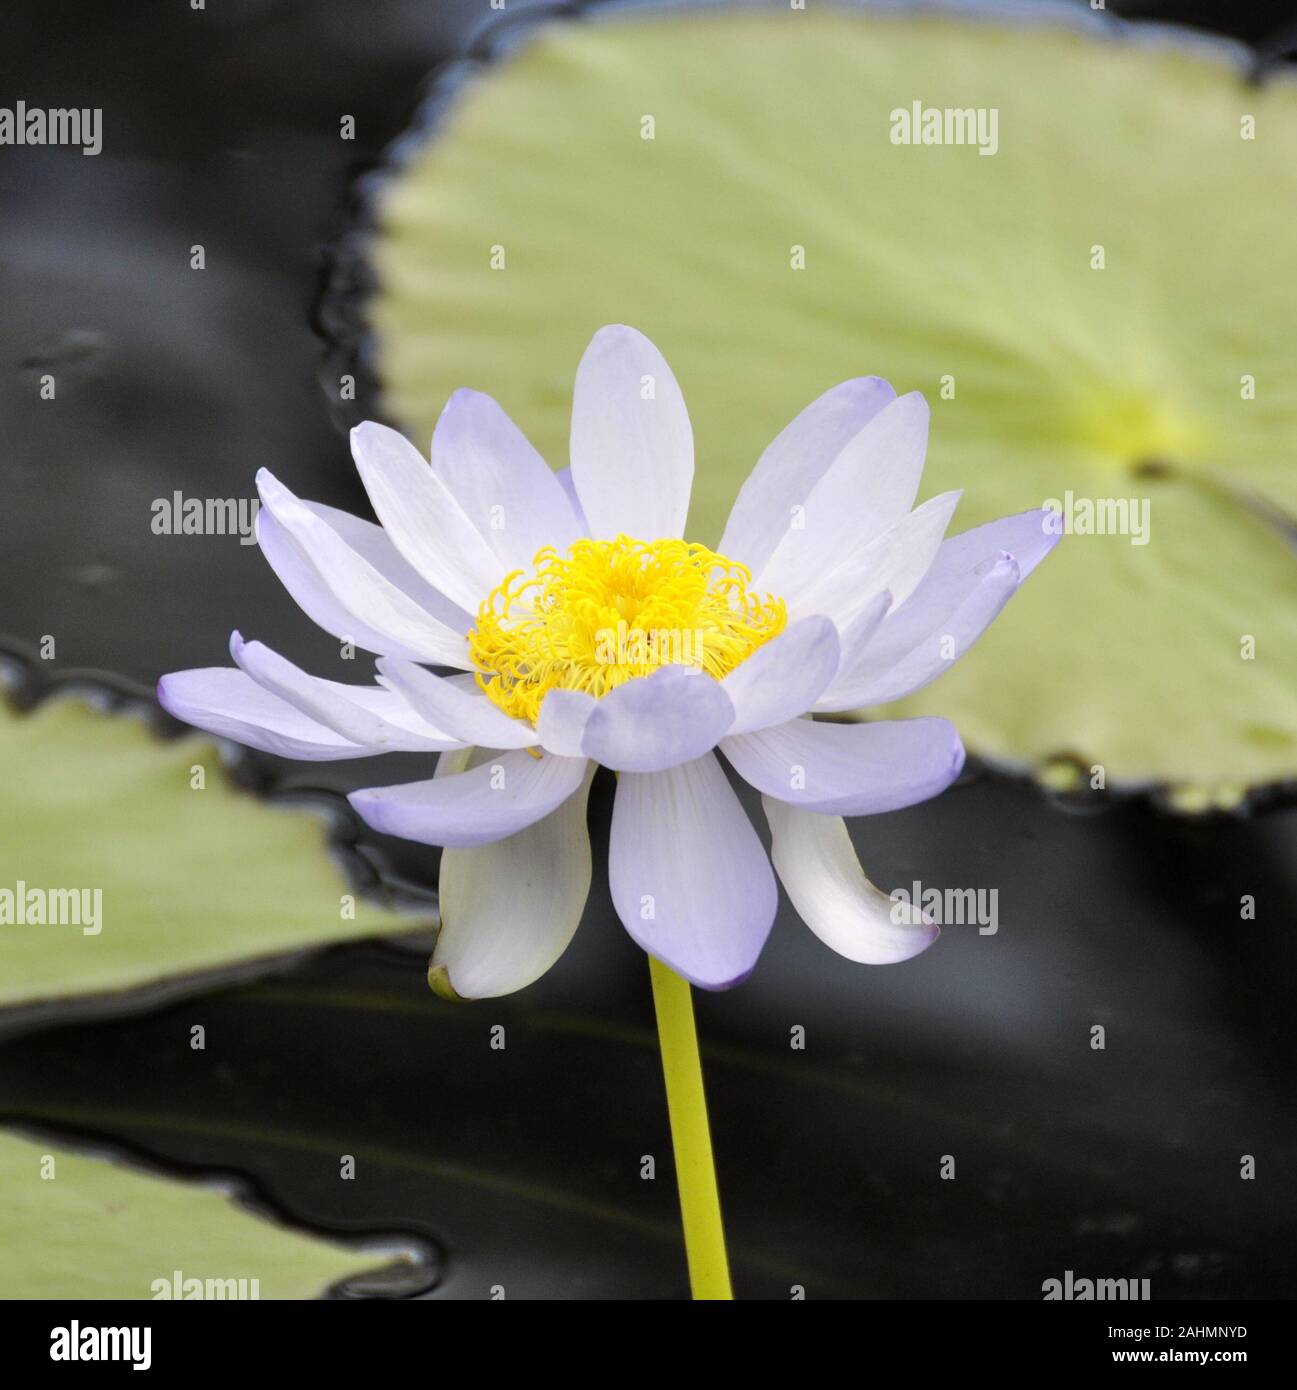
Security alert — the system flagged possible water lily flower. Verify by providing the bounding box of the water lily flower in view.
[159,325,1058,998]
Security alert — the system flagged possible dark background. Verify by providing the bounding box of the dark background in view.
[1,0,1294,1298]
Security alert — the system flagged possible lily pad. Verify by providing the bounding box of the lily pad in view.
[369,6,1297,799]
[0,693,425,1013]
[0,1128,389,1299]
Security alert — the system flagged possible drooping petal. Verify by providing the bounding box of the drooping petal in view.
[569,325,693,541]
[230,634,459,751]
[766,490,962,631]
[432,760,596,1000]
[763,797,940,964]
[720,616,841,735]
[816,508,1060,710]
[580,666,734,772]
[158,668,367,761]
[375,656,538,750]
[722,715,965,815]
[719,376,897,573]
[348,748,588,848]
[350,421,502,614]
[431,389,581,568]
[256,470,471,668]
[609,753,776,989]
[535,688,596,757]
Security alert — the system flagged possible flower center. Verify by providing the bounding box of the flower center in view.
[468,535,787,724]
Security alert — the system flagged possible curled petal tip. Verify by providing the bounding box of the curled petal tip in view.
[427,962,468,1003]
[951,732,968,779]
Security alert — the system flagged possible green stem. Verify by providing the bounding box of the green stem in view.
[648,955,733,1300]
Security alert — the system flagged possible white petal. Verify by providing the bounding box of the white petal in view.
[256,470,472,668]
[721,616,841,735]
[569,325,693,540]
[350,421,502,614]
[755,392,930,595]
[769,490,962,630]
[303,501,470,632]
[230,634,458,751]
[432,761,595,1000]
[375,657,538,749]
[609,753,776,989]
[719,376,896,573]
[763,797,939,964]
[431,388,581,569]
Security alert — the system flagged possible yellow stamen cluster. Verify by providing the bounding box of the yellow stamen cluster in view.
[469,535,787,725]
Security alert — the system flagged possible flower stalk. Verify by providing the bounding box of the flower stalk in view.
[648,955,733,1300]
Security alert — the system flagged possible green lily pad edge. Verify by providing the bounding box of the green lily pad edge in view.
[0,672,434,1019]
[0,1127,423,1300]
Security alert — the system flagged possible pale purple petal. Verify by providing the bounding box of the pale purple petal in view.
[820,556,1019,710]
[720,616,841,735]
[719,376,896,573]
[348,748,588,848]
[816,508,1061,711]
[350,421,502,614]
[581,667,734,772]
[763,796,940,964]
[609,753,777,989]
[306,502,470,632]
[569,325,693,540]
[554,467,590,534]
[375,656,538,750]
[230,633,459,751]
[755,392,931,603]
[766,490,962,631]
[158,668,367,761]
[256,469,471,668]
[431,388,581,569]
[946,507,1061,581]
[722,715,965,815]
[535,688,596,757]
[832,589,893,674]
[433,761,595,999]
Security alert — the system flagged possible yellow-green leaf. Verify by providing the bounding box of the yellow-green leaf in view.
[0,1129,383,1299]
[0,696,424,1010]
